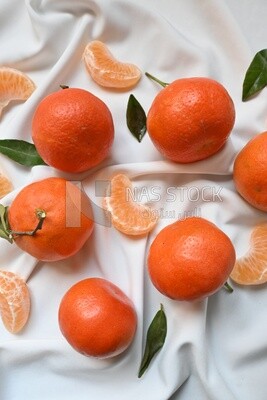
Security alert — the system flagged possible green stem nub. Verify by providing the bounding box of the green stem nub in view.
[10,209,46,237]
[224,281,234,293]
[145,72,169,88]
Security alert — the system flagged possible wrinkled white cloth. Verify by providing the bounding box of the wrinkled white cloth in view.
[0,1,267,399]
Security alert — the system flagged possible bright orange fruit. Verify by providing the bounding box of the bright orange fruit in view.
[148,217,236,301]
[0,270,30,333]
[83,40,141,89]
[147,77,235,163]
[8,177,94,262]
[230,223,267,285]
[58,277,137,358]
[103,174,158,236]
[233,131,267,212]
[32,87,114,173]
[0,67,36,116]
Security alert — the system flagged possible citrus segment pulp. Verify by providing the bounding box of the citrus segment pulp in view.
[0,270,30,333]
[0,67,36,116]
[0,172,13,199]
[230,223,267,285]
[103,174,158,236]
[83,40,141,89]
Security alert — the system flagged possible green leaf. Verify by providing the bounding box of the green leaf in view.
[0,205,12,243]
[242,49,267,101]
[0,204,8,230]
[138,304,167,378]
[126,94,147,143]
[0,139,46,167]
[0,228,12,242]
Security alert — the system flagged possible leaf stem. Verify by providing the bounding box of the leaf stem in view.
[9,209,46,237]
[224,281,234,293]
[145,72,169,88]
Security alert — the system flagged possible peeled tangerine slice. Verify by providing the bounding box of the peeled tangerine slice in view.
[83,40,142,89]
[0,66,36,117]
[0,171,13,199]
[230,223,267,285]
[103,174,158,236]
[0,270,30,333]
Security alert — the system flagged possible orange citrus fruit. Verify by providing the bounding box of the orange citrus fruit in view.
[103,174,158,236]
[83,40,141,89]
[0,270,30,333]
[230,223,267,285]
[32,87,114,173]
[8,177,94,262]
[0,66,36,116]
[58,277,137,358]
[146,76,235,163]
[147,217,236,301]
[233,131,267,212]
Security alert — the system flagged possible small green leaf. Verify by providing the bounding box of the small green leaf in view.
[0,228,12,243]
[126,94,147,143]
[0,204,8,231]
[0,139,46,167]
[138,304,167,378]
[0,205,12,243]
[242,49,267,101]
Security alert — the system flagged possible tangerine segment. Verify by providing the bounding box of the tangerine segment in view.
[0,173,13,199]
[0,67,36,116]
[0,270,30,333]
[83,40,141,88]
[230,223,267,285]
[103,174,158,236]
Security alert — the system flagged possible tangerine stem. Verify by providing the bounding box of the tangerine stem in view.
[10,209,46,237]
[224,281,234,293]
[145,72,169,88]
[60,85,69,90]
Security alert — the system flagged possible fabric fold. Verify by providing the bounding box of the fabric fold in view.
[0,1,266,399]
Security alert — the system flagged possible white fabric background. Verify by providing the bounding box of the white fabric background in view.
[0,1,267,399]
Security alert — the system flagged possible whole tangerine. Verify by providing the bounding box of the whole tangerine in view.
[233,131,267,212]
[146,76,235,163]
[8,177,94,262]
[147,217,236,301]
[58,277,137,358]
[32,87,114,173]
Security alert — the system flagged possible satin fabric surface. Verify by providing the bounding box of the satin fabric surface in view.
[0,1,267,399]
